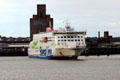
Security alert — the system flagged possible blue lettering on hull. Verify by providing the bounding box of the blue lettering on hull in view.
[40,47,52,57]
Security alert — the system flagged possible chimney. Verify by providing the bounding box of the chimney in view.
[98,31,100,38]
[104,31,109,38]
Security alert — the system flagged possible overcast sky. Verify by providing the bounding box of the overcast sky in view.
[0,0,120,37]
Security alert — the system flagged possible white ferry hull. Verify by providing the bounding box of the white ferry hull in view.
[28,26,86,59]
[28,48,85,59]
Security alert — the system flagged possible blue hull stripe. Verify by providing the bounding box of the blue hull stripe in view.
[29,55,76,59]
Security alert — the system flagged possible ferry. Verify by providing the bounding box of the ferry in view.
[28,25,86,59]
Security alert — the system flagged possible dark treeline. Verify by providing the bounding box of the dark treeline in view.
[112,37,120,42]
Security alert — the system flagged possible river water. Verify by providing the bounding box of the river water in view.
[0,55,120,80]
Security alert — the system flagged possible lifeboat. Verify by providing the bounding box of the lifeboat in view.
[42,37,48,42]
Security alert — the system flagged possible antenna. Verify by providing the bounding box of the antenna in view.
[63,19,71,27]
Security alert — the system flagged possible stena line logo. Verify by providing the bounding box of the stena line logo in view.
[40,47,52,56]
[32,41,38,49]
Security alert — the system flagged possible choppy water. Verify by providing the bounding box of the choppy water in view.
[0,55,120,80]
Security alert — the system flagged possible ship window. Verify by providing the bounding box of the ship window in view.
[81,36,83,38]
[78,36,80,38]
[58,43,60,45]
[64,43,66,45]
[68,40,70,41]
[71,36,73,38]
[61,36,63,38]
[64,36,66,38]
[58,40,60,41]
[64,40,66,41]
[78,39,80,41]
[71,40,74,41]
[61,40,63,41]
[75,39,77,41]
[81,39,83,41]
[68,36,70,38]
[74,36,76,38]
[58,36,60,38]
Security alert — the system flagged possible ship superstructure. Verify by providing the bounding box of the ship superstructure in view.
[28,26,86,59]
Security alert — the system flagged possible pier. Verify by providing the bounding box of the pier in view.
[0,41,29,56]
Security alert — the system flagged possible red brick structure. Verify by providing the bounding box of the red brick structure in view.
[30,4,53,40]
[94,31,112,44]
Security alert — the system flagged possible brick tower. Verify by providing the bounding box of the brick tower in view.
[30,4,53,40]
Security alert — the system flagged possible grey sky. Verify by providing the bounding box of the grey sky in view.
[0,0,120,37]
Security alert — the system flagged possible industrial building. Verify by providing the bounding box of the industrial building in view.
[83,31,120,56]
